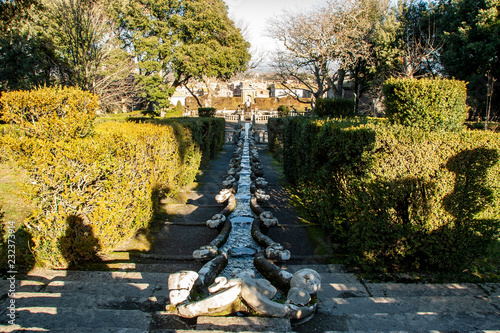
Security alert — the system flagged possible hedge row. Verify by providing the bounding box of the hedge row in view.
[314,97,356,118]
[0,86,224,268]
[0,86,99,140]
[383,78,468,131]
[129,117,225,166]
[273,117,500,272]
[198,107,216,117]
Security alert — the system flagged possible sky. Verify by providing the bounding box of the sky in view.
[224,0,325,53]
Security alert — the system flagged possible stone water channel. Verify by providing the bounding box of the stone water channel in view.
[220,123,260,277]
[166,122,321,320]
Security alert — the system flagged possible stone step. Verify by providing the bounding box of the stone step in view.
[11,292,167,312]
[16,279,169,298]
[4,326,148,333]
[4,308,151,331]
[15,277,168,295]
[196,316,292,332]
[318,295,499,315]
[340,311,500,332]
[23,268,169,284]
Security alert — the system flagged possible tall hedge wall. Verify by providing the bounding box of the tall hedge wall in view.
[275,117,500,272]
[127,117,225,166]
[314,98,356,118]
[0,87,224,268]
[383,78,469,131]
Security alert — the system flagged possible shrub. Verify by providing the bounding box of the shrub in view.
[280,117,500,273]
[149,117,225,166]
[383,78,468,131]
[198,107,216,117]
[1,122,202,268]
[0,86,99,140]
[268,118,284,158]
[277,105,290,117]
[175,101,184,113]
[314,98,356,118]
[1,88,225,268]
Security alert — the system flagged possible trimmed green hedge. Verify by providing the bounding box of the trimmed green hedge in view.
[198,107,216,117]
[314,98,356,118]
[268,118,284,158]
[127,117,225,166]
[278,117,500,273]
[1,122,202,268]
[158,117,225,166]
[0,86,98,140]
[383,78,468,131]
[0,87,224,268]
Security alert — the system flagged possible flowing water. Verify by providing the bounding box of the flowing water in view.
[220,123,262,277]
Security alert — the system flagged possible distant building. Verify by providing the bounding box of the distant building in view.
[171,89,188,106]
[215,86,234,98]
[269,84,312,99]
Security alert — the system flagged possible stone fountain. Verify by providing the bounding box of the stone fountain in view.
[166,123,320,320]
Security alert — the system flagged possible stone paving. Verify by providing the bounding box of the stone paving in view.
[1,120,499,332]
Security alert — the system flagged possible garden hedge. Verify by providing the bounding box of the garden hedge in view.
[275,117,500,273]
[0,86,98,140]
[314,97,356,118]
[0,87,224,268]
[383,78,468,131]
[128,117,225,166]
[198,107,216,117]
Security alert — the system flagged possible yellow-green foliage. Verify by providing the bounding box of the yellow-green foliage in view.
[133,117,226,166]
[1,86,205,268]
[314,98,356,117]
[383,78,469,131]
[0,86,99,140]
[2,122,201,268]
[278,117,500,272]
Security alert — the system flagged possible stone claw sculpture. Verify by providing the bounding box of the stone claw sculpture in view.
[265,243,291,261]
[206,214,226,229]
[290,269,321,296]
[168,271,199,306]
[260,211,278,228]
[216,188,232,203]
[221,176,236,189]
[193,245,218,260]
[254,177,268,189]
[255,189,270,202]
[167,274,316,319]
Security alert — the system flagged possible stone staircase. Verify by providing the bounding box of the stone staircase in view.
[2,262,499,332]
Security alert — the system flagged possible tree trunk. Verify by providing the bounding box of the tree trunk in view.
[184,84,203,108]
[335,69,345,98]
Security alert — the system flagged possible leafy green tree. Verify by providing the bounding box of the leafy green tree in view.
[117,0,250,109]
[0,0,58,91]
[0,0,41,34]
[40,0,138,112]
[0,32,58,91]
[438,0,500,120]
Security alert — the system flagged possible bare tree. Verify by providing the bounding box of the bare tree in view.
[267,8,336,107]
[43,0,138,112]
[267,0,389,106]
[396,0,444,79]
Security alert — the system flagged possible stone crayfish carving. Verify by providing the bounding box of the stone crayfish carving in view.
[216,188,233,203]
[254,189,270,202]
[192,245,218,260]
[265,243,291,261]
[166,272,318,319]
[206,214,226,229]
[260,211,278,228]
